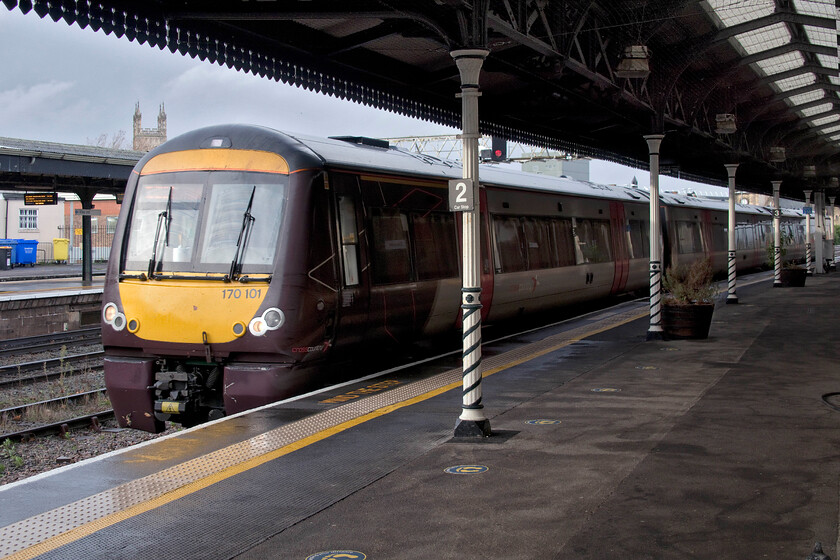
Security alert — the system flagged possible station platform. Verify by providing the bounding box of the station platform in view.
[0,263,105,294]
[1,272,839,560]
[0,264,105,338]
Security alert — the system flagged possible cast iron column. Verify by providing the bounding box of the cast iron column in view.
[644,134,665,340]
[724,164,739,304]
[829,196,835,269]
[772,181,782,287]
[78,190,95,287]
[814,191,825,274]
[452,48,491,438]
[804,190,812,274]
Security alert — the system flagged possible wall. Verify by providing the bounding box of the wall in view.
[0,293,102,338]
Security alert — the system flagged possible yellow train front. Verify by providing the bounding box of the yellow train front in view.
[103,125,336,433]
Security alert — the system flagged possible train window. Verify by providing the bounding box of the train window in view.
[735,224,755,251]
[493,216,527,273]
[549,218,576,267]
[710,224,727,251]
[338,196,360,286]
[676,221,702,254]
[412,213,459,280]
[523,218,553,270]
[627,220,650,258]
[575,219,612,263]
[370,208,412,284]
[200,182,284,267]
[125,181,204,270]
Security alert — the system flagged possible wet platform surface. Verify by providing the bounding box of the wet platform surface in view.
[1,272,839,560]
[0,264,105,297]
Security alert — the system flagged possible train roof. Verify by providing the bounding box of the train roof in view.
[293,131,804,217]
[150,125,804,219]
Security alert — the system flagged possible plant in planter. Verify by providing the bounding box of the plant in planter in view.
[661,258,716,339]
[766,230,807,287]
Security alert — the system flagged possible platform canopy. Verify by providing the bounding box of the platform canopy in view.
[3,0,839,199]
[0,137,140,197]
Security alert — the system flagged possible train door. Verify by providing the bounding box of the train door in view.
[330,173,371,348]
[609,201,629,294]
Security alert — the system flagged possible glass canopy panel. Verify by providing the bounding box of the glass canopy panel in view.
[804,25,837,48]
[799,103,834,116]
[733,24,791,55]
[755,52,804,76]
[787,90,825,105]
[773,73,817,92]
[817,54,839,69]
[830,133,840,140]
[818,124,840,134]
[793,0,836,19]
[809,114,840,126]
[707,0,775,27]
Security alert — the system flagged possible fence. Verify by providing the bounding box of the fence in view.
[52,226,113,264]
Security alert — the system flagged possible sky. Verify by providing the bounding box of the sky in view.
[0,7,724,195]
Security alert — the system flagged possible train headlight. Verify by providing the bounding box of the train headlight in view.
[248,317,266,336]
[103,303,118,323]
[248,308,285,336]
[102,302,127,332]
[264,308,284,329]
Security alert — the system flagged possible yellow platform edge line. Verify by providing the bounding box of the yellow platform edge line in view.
[4,309,647,560]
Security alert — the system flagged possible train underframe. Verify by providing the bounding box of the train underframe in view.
[104,354,309,433]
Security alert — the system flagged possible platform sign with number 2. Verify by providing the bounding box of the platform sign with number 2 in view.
[449,178,474,212]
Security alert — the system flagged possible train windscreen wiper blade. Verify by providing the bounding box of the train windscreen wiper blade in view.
[228,186,256,281]
[147,186,172,279]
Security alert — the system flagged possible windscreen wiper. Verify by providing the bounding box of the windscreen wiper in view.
[147,186,172,279]
[228,186,256,281]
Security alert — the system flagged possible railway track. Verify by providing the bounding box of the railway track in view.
[0,352,104,385]
[0,389,112,441]
[0,327,101,358]
[1,411,115,441]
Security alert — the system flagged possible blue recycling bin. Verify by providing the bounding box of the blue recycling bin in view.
[0,239,18,267]
[16,239,38,266]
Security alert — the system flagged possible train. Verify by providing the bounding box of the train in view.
[102,124,807,433]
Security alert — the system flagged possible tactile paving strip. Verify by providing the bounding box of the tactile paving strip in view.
[0,304,646,560]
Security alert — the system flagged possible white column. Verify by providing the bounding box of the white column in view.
[724,164,739,304]
[451,48,491,438]
[815,191,825,274]
[804,190,812,274]
[645,134,665,340]
[772,181,782,287]
[829,196,836,270]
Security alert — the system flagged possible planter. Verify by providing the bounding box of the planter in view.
[778,268,806,287]
[662,303,715,339]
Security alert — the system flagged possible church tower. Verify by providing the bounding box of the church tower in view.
[133,102,168,151]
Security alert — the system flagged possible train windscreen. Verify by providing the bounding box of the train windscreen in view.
[123,170,286,275]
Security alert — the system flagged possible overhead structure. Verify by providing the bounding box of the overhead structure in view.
[2,0,839,198]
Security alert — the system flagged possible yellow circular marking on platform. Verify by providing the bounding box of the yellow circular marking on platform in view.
[591,388,621,393]
[445,465,489,474]
[306,551,367,560]
[660,347,680,351]
[635,366,659,370]
[525,419,562,425]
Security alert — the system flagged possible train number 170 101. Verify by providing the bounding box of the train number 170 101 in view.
[221,288,262,300]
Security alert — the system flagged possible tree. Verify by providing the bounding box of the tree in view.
[87,130,128,150]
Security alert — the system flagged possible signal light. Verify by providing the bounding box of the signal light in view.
[491,137,507,162]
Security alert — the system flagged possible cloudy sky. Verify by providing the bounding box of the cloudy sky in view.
[0,7,721,193]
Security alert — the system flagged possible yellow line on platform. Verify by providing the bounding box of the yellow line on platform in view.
[4,308,647,560]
